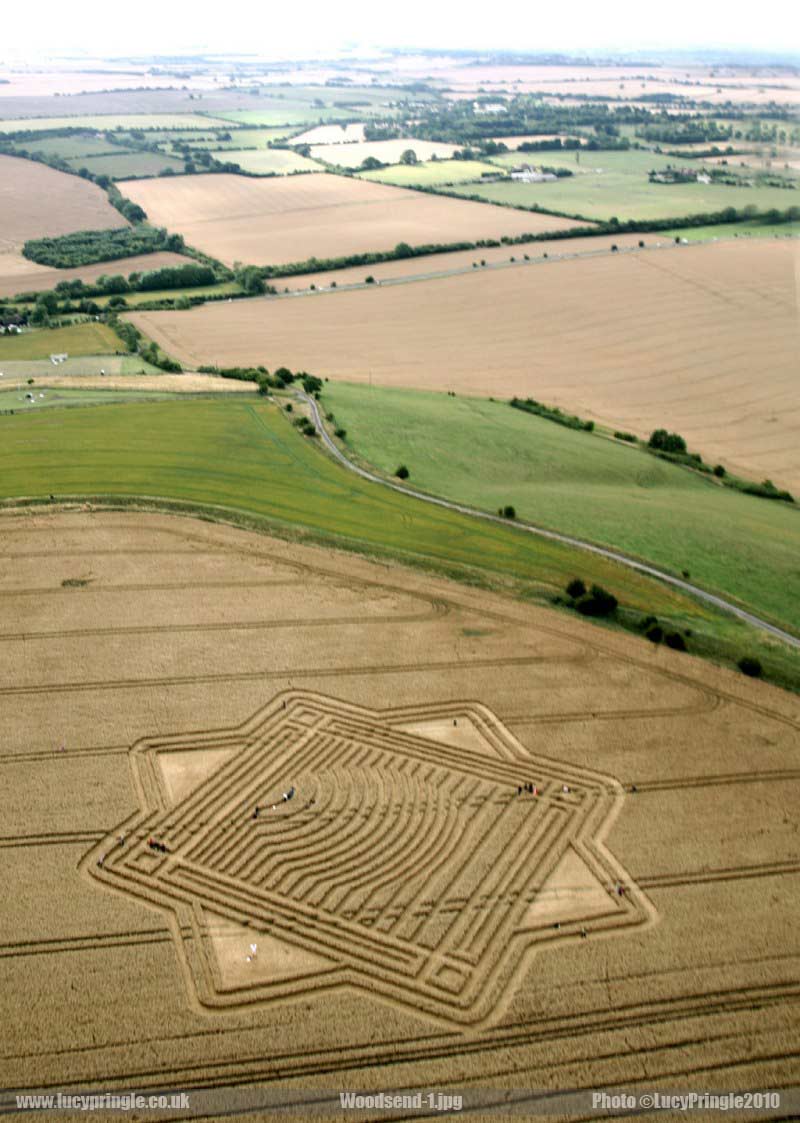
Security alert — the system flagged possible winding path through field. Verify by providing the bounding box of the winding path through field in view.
[299,392,800,650]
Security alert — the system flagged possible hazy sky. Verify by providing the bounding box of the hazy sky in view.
[4,0,797,56]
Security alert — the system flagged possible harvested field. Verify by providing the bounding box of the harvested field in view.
[115,173,580,268]
[133,239,800,491]
[0,509,798,1102]
[0,250,195,299]
[310,138,458,167]
[0,155,127,254]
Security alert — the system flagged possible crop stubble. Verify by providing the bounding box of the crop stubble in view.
[116,171,580,267]
[0,511,797,1102]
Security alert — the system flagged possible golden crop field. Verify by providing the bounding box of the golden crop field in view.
[0,154,127,255]
[0,250,191,299]
[1,510,797,1106]
[116,172,581,267]
[309,138,458,167]
[133,239,800,492]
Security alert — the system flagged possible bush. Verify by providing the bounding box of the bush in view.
[713,464,726,478]
[576,585,618,617]
[301,374,323,394]
[511,396,594,433]
[566,578,587,599]
[500,505,516,519]
[614,431,637,443]
[645,624,664,644]
[365,275,376,284]
[334,427,347,439]
[738,656,763,677]
[648,428,687,454]
[665,631,687,651]
[395,465,410,480]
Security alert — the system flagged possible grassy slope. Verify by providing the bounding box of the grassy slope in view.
[0,388,183,409]
[323,383,800,635]
[452,149,800,221]
[0,322,121,360]
[359,160,500,187]
[0,396,797,687]
[0,397,710,617]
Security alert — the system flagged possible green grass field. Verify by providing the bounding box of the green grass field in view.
[172,127,299,150]
[93,282,242,308]
[217,148,322,174]
[12,135,124,158]
[0,322,121,361]
[322,383,800,635]
[0,355,164,377]
[0,396,706,617]
[0,114,224,133]
[214,87,414,129]
[0,387,182,409]
[0,396,797,687]
[359,159,501,187]
[68,151,185,179]
[661,220,799,241]
[451,149,800,221]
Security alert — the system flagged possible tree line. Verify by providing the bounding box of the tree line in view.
[22,226,185,268]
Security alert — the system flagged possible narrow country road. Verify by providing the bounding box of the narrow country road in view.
[298,392,800,651]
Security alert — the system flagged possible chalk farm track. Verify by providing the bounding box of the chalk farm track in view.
[1,511,798,1111]
[133,238,800,492]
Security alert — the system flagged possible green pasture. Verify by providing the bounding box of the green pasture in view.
[0,397,708,619]
[0,396,797,687]
[0,387,182,409]
[93,282,242,308]
[170,127,299,150]
[214,86,415,129]
[359,159,501,187]
[68,151,185,179]
[11,134,123,158]
[0,355,163,377]
[0,322,121,360]
[0,114,224,133]
[451,148,800,221]
[322,383,800,636]
[661,220,799,241]
[217,148,321,174]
